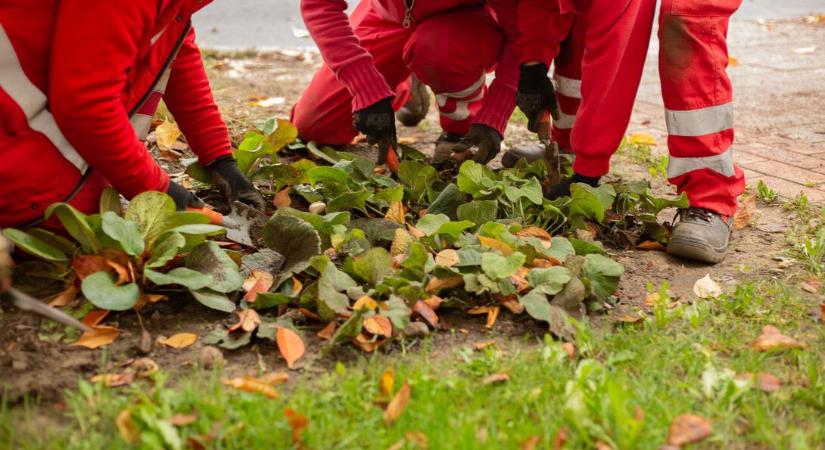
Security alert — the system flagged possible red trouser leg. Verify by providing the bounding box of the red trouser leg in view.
[570,0,656,178]
[551,14,583,152]
[659,0,745,217]
[291,2,413,145]
[403,6,503,135]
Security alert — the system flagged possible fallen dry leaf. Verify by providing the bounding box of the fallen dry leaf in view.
[693,274,722,299]
[385,201,406,225]
[229,309,261,333]
[242,270,274,303]
[425,275,463,293]
[732,194,756,231]
[668,414,712,446]
[48,284,78,307]
[520,435,542,450]
[380,369,395,398]
[273,188,292,208]
[296,308,321,320]
[473,340,497,351]
[515,226,552,241]
[276,328,305,369]
[353,295,380,311]
[284,408,309,446]
[594,441,613,450]
[106,258,132,285]
[477,235,513,256]
[116,409,140,444]
[317,321,336,340]
[750,325,806,351]
[291,277,303,296]
[398,136,418,145]
[481,373,509,385]
[728,55,740,66]
[72,325,119,349]
[407,224,426,238]
[511,267,530,293]
[155,120,181,150]
[90,372,135,387]
[531,257,561,268]
[384,381,411,425]
[412,300,439,328]
[467,306,492,315]
[498,295,525,314]
[636,240,666,251]
[486,306,500,330]
[364,315,393,338]
[423,295,443,310]
[434,249,459,267]
[629,132,657,147]
[168,413,198,426]
[157,333,198,349]
[71,255,113,280]
[222,376,279,399]
[736,372,782,392]
[551,426,569,450]
[800,277,821,294]
[561,342,577,360]
[820,303,825,322]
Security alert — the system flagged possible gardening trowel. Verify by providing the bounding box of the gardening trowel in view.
[188,201,268,248]
[1,287,92,332]
[537,110,562,185]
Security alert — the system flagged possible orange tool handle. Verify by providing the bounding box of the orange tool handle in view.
[187,207,224,225]
[386,144,400,174]
[537,110,552,142]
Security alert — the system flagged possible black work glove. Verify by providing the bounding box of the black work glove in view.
[166,181,205,211]
[353,97,398,165]
[516,63,560,133]
[543,173,600,200]
[208,156,266,211]
[449,124,503,164]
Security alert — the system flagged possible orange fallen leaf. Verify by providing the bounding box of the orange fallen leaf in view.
[297,308,321,320]
[434,249,459,267]
[284,408,309,446]
[511,267,530,293]
[425,275,463,293]
[116,410,140,444]
[242,270,274,303]
[732,194,756,231]
[594,441,613,450]
[90,372,135,387]
[48,284,78,307]
[800,277,821,294]
[353,332,386,353]
[155,120,182,150]
[353,295,380,311]
[384,381,411,425]
[71,255,112,281]
[222,376,278,399]
[636,240,666,251]
[380,369,395,398]
[736,372,782,392]
[158,333,198,349]
[481,372,509,385]
[486,306,500,329]
[276,328,305,369]
[291,277,303,296]
[168,413,198,426]
[274,188,292,208]
[551,426,569,450]
[473,340,497,351]
[317,321,336,340]
[134,292,168,311]
[531,258,561,268]
[467,306,492,315]
[668,414,712,446]
[515,226,552,241]
[72,325,119,349]
[521,435,542,450]
[81,309,109,327]
[820,303,825,322]
[407,225,426,238]
[423,295,443,310]
[728,55,740,66]
[364,315,393,338]
[750,325,806,351]
[106,259,132,285]
[385,201,406,225]
[561,342,577,360]
[498,295,525,314]
[478,235,513,256]
[412,300,439,328]
[229,309,261,333]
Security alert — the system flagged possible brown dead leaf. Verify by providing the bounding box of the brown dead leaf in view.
[423,295,443,311]
[155,120,182,150]
[168,413,198,426]
[425,275,463,293]
[353,295,380,311]
[520,435,541,450]
[222,376,279,398]
[594,441,613,450]
[284,408,309,446]
[498,295,525,314]
[71,255,112,280]
[72,325,119,349]
[732,194,756,231]
[157,333,198,349]
[297,308,321,320]
[364,315,393,338]
[434,249,460,267]
[106,259,132,285]
[750,325,806,351]
[531,257,561,268]
[261,371,290,385]
[276,328,305,369]
[485,306,500,330]
[636,240,666,251]
[90,372,135,387]
[477,235,513,256]
[398,136,418,145]
[561,342,577,360]
[820,303,825,322]
[116,409,140,444]
[668,414,712,446]
[481,373,509,385]
[511,267,530,293]
[473,340,497,351]
[291,277,303,296]
[551,426,569,450]
[242,270,274,303]
[736,372,782,392]
[81,309,109,327]
[380,369,395,398]
[515,226,552,241]
[134,292,168,311]
[229,309,261,333]
[353,332,384,352]
[407,225,426,238]
[384,381,411,425]
[800,277,821,294]
[274,188,292,208]
[49,284,78,307]
[412,301,439,328]
[405,431,428,448]
[467,306,492,315]
[385,201,406,225]
[317,321,336,340]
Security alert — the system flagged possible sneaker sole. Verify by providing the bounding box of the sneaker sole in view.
[666,235,727,264]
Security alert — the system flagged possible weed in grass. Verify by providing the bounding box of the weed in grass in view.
[756,180,778,204]
[618,135,669,180]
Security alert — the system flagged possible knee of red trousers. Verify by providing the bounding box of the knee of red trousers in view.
[402,7,502,94]
[670,166,745,217]
[291,92,359,146]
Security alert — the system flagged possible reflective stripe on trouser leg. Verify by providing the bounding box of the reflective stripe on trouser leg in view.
[0,25,89,173]
[435,75,486,122]
[553,73,581,100]
[667,147,736,179]
[665,102,733,137]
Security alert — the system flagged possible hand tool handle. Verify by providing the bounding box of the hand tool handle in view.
[187,207,224,225]
[385,144,400,174]
[538,110,553,142]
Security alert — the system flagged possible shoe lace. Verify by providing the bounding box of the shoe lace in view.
[677,207,715,223]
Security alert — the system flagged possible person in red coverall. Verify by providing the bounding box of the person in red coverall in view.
[0,0,263,229]
[293,0,520,167]
[514,0,744,263]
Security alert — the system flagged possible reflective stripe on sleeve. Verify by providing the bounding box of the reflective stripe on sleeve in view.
[0,26,88,173]
[553,111,576,130]
[667,147,736,179]
[665,103,733,137]
[553,73,581,99]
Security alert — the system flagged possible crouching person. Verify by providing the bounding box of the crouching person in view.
[0,0,263,229]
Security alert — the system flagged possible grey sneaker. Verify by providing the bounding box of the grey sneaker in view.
[397,75,430,127]
[667,207,732,264]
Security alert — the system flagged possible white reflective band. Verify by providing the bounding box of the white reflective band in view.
[553,73,581,99]
[553,111,576,130]
[667,147,736,179]
[665,103,734,137]
[437,75,486,100]
[0,26,88,173]
[150,26,168,45]
[130,114,154,140]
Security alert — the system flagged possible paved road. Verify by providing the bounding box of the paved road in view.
[193,0,825,49]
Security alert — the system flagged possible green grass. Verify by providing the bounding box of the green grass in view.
[2,280,823,449]
[617,138,669,180]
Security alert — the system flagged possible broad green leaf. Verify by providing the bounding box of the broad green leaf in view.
[398,161,437,200]
[262,118,298,153]
[329,308,367,347]
[2,229,68,262]
[583,254,624,301]
[276,207,350,238]
[306,141,341,164]
[504,177,544,205]
[384,296,411,331]
[186,241,244,293]
[457,200,498,226]
[166,211,211,229]
[350,247,393,286]
[250,292,292,310]
[372,185,405,208]
[203,327,250,348]
[427,184,464,217]
[263,215,322,274]
[26,228,77,255]
[527,267,571,294]
[481,252,526,280]
[101,212,145,256]
[435,221,475,240]
[255,160,316,187]
[349,218,401,245]
[568,183,616,223]
[519,291,575,339]
[145,267,213,290]
[172,224,226,235]
[570,238,606,255]
[45,203,100,253]
[184,160,215,184]
[546,237,576,262]
[328,190,371,213]
[124,191,177,243]
[99,187,122,215]
[80,272,139,311]
[308,166,349,189]
[416,214,450,236]
[456,160,498,197]
[189,288,236,313]
[147,231,186,269]
[456,247,484,267]
[316,260,358,320]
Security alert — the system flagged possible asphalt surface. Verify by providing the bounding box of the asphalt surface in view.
[193,0,825,49]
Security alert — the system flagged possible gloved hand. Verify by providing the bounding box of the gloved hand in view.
[166,180,205,211]
[449,124,503,164]
[208,156,266,211]
[516,63,560,133]
[543,173,600,200]
[353,97,398,165]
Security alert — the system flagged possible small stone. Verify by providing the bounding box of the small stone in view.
[137,329,153,355]
[11,359,28,371]
[401,322,430,338]
[308,202,326,215]
[199,346,224,369]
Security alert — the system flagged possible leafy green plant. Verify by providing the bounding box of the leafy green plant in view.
[618,133,669,179]
[756,180,778,204]
[3,190,242,312]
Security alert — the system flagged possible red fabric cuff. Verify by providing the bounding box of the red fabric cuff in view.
[337,58,395,112]
[473,86,515,136]
[572,152,611,178]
